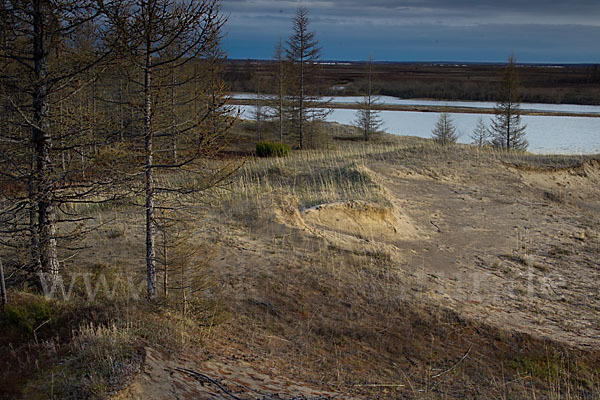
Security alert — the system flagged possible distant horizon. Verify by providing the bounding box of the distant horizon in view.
[225,58,599,67]
[222,1,600,64]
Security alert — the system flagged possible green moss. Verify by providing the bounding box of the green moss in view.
[4,297,59,333]
[509,355,559,380]
[509,351,596,389]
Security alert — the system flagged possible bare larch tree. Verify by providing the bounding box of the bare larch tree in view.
[354,56,383,141]
[286,7,328,149]
[271,38,292,143]
[0,0,112,284]
[470,116,489,147]
[104,0,228,299]
[490,55,528,150]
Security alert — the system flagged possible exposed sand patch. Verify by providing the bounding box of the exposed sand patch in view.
[519,159,600,188]
[303,200,419,242]
[518,159,600,211]
[113,347,348,400]
[270,192,307,230]
[369,158,600,350]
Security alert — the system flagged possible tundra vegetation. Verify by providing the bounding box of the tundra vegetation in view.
[226,61,600,105]
[0,3,599,400]
[431,112,458,145]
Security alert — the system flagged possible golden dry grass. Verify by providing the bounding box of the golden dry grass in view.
[2,129,599,399]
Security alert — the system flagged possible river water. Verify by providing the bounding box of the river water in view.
[235,95,600,155]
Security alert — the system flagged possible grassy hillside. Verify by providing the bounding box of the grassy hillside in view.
[2,124,600,399]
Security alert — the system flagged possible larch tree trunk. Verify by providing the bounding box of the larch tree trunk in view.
[299,41,304,149]
[144,41,157,300]
[32,0,59,278]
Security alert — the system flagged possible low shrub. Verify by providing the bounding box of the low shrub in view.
[256,141,290,157]
[4,297,58,333]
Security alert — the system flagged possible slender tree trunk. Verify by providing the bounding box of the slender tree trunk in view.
[57,102,66,172]
[92,75,97,154]
[144,45,157,300]
[81,150,86,179]
[162,229,168,299]
[506,83,513,150]
[28,146,41,274]
[130,78,135,137]
[506,103,511,149]
[193,63,198,122]
[171,69,177,163]
[255,80,261,142]
[366,59,373,141]
[0,259,6,307]
[279,67,284,143]
[119,78,124,140]
[287,8,322,149]
[181,261,186,315]
[276,40,285,143]
[299,49,304,149]
[33,0,59,278]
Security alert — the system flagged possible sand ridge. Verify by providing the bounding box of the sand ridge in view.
[302,200,419,242]
[112,149,600,399]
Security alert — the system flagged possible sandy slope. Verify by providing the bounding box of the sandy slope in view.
[114,347,348,399]
[114,150,600,399]
[366,160,599,349]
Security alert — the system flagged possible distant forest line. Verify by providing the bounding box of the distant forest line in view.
[225,60,600,105]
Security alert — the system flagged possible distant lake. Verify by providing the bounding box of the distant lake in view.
[235,95,600,155]
[327,96,600,115]
[327,109,600,155]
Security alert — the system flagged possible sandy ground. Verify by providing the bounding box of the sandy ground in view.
[366,159,600,349]
[114,152,600,399]
[114,347,348,400]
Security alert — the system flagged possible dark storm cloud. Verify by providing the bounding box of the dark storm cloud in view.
[221,0,600,62]
[223,0,600,23]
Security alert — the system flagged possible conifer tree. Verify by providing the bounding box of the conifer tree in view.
[286,7,329,149]
[490,55,528,150]
[471,117,489,147]
[432,113,458,145]
[0,0,113,283]
[354,56,383,141]
[271,38,293,143]
[104,0,230,299]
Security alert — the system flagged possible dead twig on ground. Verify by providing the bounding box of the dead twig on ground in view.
[173,367,336,400]
[353,383,405,388]
[173,367,245,400]
[431,344,472,379]
[430,221,442,233]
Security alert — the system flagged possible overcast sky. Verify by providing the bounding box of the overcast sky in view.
[221,0,600,63]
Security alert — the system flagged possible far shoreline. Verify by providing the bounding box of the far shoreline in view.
[229,98,600,118]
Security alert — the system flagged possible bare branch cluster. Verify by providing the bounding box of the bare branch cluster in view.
[0,0,236,299]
